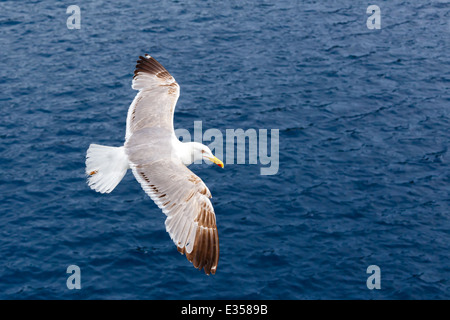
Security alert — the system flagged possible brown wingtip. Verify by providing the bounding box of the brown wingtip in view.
[178,210,219,275]
[133,54,172,80]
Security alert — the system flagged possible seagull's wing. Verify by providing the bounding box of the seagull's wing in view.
[125,54,180,141]
[126,130,219,275]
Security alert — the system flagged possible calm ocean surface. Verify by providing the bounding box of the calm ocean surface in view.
[0,0,449,299]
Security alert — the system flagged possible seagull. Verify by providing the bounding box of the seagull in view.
[85,54,224,275]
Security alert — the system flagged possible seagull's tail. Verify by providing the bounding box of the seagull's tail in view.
[85,144,129,194]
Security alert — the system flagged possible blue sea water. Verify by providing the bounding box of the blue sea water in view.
[0,0,449,299]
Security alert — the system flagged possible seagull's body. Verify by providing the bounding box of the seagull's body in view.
[85,55,223,275]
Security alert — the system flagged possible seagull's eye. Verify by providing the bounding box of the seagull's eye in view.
[201,150,205,154]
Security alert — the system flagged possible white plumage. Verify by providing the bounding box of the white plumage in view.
[85,54,224,275]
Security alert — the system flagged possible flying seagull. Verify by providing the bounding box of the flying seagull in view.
[85,54,224,275]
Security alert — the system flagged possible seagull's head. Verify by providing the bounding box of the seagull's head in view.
[188,142,224,168]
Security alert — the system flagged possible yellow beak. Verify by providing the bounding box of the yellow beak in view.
[208,156,224,168]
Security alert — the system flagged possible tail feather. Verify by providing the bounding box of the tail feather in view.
[85,144,129,194]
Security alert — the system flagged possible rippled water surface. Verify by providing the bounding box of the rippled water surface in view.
[0,0,449,299]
